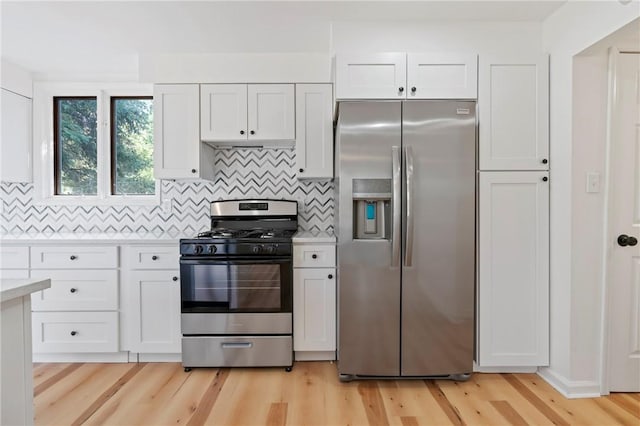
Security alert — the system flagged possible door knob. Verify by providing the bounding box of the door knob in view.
[617,234,638,247]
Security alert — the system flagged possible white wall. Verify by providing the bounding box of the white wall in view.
[570,53,609,383]
[540,1,639,397]
[0,59,32,97]
[331,20,542,54]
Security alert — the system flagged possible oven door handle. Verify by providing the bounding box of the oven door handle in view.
[180,257,291,265]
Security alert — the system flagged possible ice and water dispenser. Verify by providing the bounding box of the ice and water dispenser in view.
[352,179,391,240]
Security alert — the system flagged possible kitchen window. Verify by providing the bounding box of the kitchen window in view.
[34,82,158,205]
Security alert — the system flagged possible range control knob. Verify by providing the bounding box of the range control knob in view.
[252,245,263,254]
[207,245,217,254]
[193,245,204,255]
[265,245,276,254]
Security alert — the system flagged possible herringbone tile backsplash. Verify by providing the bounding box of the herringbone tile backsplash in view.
[0,148,334,237]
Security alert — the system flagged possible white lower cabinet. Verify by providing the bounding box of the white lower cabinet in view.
[29,245,121,360]
[128,270,181,354]
[293,241,336,360]
[32,311,118,353]
[477,171,549,367]
[122,245,181,359]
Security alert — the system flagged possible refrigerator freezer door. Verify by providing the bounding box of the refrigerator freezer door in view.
[400,101,476,376]
[336,101,402,376]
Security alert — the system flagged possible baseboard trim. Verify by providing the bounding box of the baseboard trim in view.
[537,367,601,399]
[295,351,336,361]
[33,352,129,363]
[473,362,537,373]
[138,353,182,363]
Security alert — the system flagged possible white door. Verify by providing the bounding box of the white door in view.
[606,51,640,392]
[407,53,477,99]
[295,84,333,179]
[335,53,407,99]
[153,84,201,179]
[293,268,336,352]
[477,171,549,366]
[128,270,181,353]
[247,84,295,140]
[479,54,549,171]
[200,84,247,141]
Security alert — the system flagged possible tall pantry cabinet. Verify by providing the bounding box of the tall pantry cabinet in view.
[476,54,550,367]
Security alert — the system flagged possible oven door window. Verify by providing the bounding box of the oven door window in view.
[180,259,292,313]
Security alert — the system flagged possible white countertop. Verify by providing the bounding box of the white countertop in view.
[1,278,51,303]
[0,233,182,245]
[292,231,336,243]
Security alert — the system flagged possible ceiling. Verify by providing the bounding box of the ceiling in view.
[1,1,568,79]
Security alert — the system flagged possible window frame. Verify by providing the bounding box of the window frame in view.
[33,82,159,206]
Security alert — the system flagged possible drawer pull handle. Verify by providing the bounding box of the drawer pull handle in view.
[328,274,333,279]
[70,331,78,336]
[152,255,158,260]
[70,255,77,260]
[172,276,179,282]
[70,288,77,293]
[312,254,318,259]
[221,342,253,349]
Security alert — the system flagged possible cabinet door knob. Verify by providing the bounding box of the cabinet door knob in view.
[172,276,179,281]
[398,87,404,93]
[542,158,548,164]
[70,288,77,293]
[191,169,197,174]
[70,255,77,260]
[70,331,77,336]
[250,130,255,135]
[299,168,304,173]
[152,255,158,260]
[542,176,548,182]
[240,130,245,135]
[411,87,417,93]
[311,254,318,259]
[328,274,333,279]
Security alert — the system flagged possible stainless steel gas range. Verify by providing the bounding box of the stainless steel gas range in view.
[179,199,297,371]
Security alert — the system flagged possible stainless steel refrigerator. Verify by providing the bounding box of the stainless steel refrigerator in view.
[335,100,476,380]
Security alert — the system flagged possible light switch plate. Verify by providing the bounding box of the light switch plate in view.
[586,172,601,193]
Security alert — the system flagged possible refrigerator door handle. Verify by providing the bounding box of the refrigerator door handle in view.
[392,146,401,267]
[405,146,414,267]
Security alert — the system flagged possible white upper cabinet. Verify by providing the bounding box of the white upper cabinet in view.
[407,53,477,99]
[295,84,333,179]
[477,171,549,367]
[247,84,295,141]
[201,84,294,142]
[200,84,247,141]
[336,53,407,99]
[1,89,32,182]
[336,52,477,100]
[479,54,549,170]
[154,84,214,180]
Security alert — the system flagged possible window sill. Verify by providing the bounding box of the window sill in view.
[32,193,161,207]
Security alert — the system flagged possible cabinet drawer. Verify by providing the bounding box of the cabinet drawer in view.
[0,246,29,269]
[293,245,335,268]
[30,270,118,311]
[31,246,117,269]
[32,311,118,353]
[125,245,179,269]
[182,336,292,367]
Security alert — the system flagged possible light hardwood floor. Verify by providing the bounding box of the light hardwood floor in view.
[33,362,639,425]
